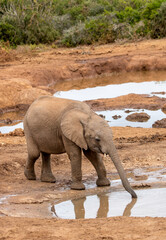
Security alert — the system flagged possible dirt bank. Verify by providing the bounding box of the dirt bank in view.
[86,93,166,111]
[0,39,166,111]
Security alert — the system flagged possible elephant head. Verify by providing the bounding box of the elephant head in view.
[61,109,137,198]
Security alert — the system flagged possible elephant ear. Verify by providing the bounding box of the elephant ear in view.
[61,109,88,150]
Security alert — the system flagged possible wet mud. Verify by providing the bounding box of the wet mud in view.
[0,167,166,219]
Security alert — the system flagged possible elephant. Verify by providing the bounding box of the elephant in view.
[24,96,137,198]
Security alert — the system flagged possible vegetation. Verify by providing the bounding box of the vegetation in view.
[0,0,166,47]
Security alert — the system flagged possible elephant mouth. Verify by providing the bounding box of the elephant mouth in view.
[93,147,103,154]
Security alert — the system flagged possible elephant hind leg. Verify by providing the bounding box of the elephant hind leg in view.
[24,154,39,180]
[24,135,40,181]
[83,149,110,187]
[40,152,56,183]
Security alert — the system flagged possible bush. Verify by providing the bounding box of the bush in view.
[142,0,165,20]
[116,7,141,25]
[150,2,166,38]
[0,22,17,44]
[0,0,166,47]
[112,22,133,40]
[53,14,73,35]
[0,0,58,45]
[61,23,86,47]
[85,16,115,44]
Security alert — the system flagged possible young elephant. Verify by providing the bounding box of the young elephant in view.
[24,96,137,198]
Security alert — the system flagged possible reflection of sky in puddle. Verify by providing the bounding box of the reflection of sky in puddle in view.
[0,122,23,134]
[53,187,166,219]
[97,109,166,128]
[54,81,166,101]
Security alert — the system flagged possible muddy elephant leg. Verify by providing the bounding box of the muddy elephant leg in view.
[62,136,85,190]
[24,153,39,180]
[24,130,40,180]
[41,152,56,183]
[83,149,110,187]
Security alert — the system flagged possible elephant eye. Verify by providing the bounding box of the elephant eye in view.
[95,136,100,142]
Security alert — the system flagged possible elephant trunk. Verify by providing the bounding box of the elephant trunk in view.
[108,144,137,198]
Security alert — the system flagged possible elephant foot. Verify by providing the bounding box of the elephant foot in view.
[41,173,56,183]
[71,181,85,190]
[24,168,36,180]
[96,177,110,187]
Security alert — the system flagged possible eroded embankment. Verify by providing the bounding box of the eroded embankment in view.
[85,94,166,111]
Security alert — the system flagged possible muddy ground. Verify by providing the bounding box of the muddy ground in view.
[0,39,166,239]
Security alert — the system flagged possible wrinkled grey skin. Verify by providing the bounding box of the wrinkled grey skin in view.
[24,96,137,198]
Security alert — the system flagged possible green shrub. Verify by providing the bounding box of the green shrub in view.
[0,22,16,43]
[53,14,73,34]
[0,0,58,45]
[85,16,113,43]
[0,0,166,47]
[116,7,141,25]
[142,0,165,20]
[61,23,86,47]
[112,22,133,40]
[150,2,166,38]
[86,3,105,16]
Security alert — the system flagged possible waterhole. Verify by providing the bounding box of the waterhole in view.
[1,72,166,133]
[97,109,166,128]
[52,188,166,219]
[54,80,166,101]
[0,122,23,134]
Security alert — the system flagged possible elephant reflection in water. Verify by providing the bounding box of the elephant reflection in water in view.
[71,197,86,219]
[71,195,109,219]
[71,194,137,219]
[52,194,137,219]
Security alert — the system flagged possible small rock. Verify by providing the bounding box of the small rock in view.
[125,110,133,113]
[152,91,166,95]
[126,112,150,122]
[112,115,121,120]
[5,118,12,124]
[162,104,166,114]
[99,114,105,119]
[152,118,166,128]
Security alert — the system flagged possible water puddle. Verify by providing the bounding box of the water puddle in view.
[0,111,25,134]
[52,187,166,219]
[97,109,166,128]
[1,72,166,133]
[54,80,166,101]
[0,122,23,134]
[54,71,166,91]
[52,167,166,219]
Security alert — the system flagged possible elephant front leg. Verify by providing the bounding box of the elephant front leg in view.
[83,149,110,187]
[63,136,85,190]
[70,154,85,190]
[41,152,56,183]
